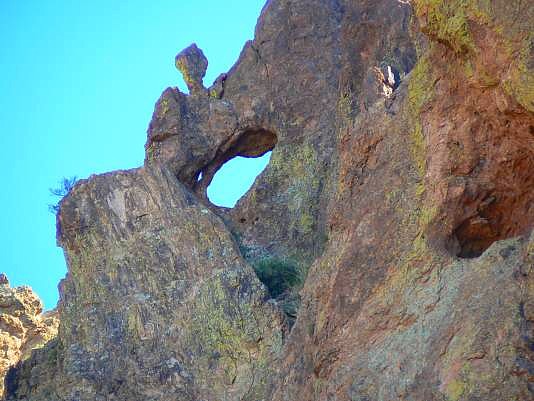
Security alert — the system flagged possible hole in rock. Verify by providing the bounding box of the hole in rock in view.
[452,214,500,259]
[442,104,534,259]
[207,152,272,208]
[449,184,534,259]
[198,128,277,207]
[448,154,534,259]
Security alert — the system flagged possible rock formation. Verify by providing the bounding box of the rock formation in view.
[5,0,533,400]
[0,275,58,397]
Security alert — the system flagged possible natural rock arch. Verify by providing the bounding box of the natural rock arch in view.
[193,127,278,203]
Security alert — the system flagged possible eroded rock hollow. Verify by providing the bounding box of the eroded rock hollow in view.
[4,0,533,400]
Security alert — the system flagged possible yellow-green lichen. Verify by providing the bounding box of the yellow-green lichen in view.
[145,143,156,161]
[158,97,170,117]
[405,52,440,248]
[413,0,479,55]
[403,203,438,265]
[504,35,534,112]
[446,378,466,401]
[463,59,475,79]
[176,58,194,87]
[126,306,144,338]
[412,124,427,181]
[415,0,534,112]
[478,68,501,88]
[385,188,401,206]
[407,54,434,181]
[337,90,355,119]
[299,213,314,235]
[270,144,322,237]
[185,270,281,398]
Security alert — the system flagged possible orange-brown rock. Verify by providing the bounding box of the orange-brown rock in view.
[0,275,58,397]
[270,1,534,400]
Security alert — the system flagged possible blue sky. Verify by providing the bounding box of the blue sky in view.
[0,0,268,309]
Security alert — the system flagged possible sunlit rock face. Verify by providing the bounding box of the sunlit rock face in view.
[5,166,284,401]
[5,0,534,400]
[0,275,58,397]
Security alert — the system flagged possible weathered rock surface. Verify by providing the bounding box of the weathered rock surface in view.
[0,276,58,397]
[270,1,534,399]
[5,0,534,400]
[6,165,284,401]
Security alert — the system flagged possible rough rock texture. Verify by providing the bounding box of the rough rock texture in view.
[5,0,534,400]
[6,166,284,401]
[0,276,58,397]
[271,1,534,400]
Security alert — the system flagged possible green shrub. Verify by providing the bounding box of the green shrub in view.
[252,257,305,326]
[252,257,303,299]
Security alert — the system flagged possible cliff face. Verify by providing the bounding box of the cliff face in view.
[272,1,534,400]
[5,0,534,400]
[0,276,58,397]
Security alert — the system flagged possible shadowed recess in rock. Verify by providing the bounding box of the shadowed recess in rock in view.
[443,114,534,259]
[207,151,272,207]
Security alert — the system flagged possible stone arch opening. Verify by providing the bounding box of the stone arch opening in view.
[193,128,278,205]
[207,152,272,207]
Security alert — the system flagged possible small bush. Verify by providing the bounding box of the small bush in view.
[252,257,303,299]
[48,176,78,214]
[252,257,306,326]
